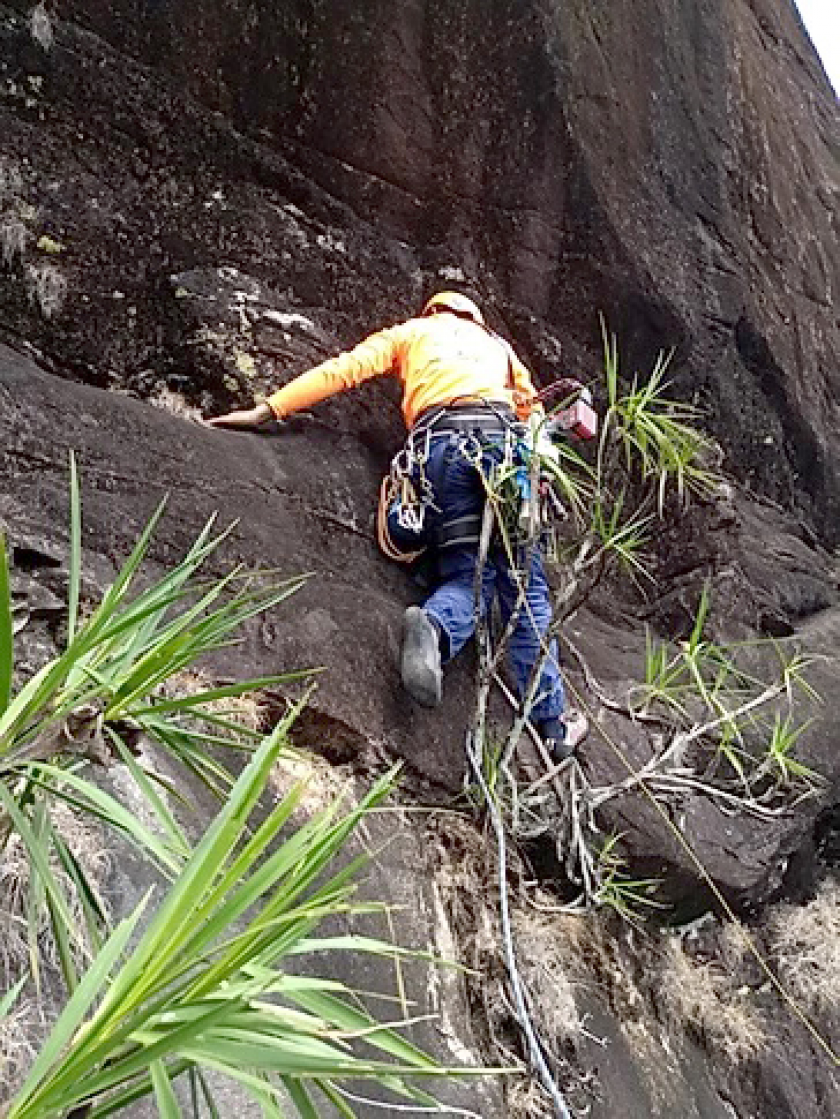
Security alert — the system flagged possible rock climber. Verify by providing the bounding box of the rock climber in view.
[206,292,588,761]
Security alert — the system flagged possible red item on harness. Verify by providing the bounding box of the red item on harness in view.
[555,399,598,440]
[535,377,598,440]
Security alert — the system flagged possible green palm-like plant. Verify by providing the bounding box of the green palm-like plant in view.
[0,456,310,987]
[593,834,665,925]
[759,713,819,788]
[2,730,488,1118]
[0,457,306,774]
[0,460,496,1115]
[599,320,718,511]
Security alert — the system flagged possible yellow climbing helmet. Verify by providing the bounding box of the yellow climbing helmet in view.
[421,291,485,325]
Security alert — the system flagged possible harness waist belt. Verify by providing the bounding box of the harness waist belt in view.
[413,401,518,438]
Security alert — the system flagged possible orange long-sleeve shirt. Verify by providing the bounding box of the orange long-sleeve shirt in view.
[267,314,541,429]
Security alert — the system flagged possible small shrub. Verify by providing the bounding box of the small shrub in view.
[0,479,468,1118]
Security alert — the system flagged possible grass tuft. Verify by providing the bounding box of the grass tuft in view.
[770,882,840,1015]
[659,936,765,1064]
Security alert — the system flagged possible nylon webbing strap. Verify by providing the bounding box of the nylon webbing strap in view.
[434,512,484,550]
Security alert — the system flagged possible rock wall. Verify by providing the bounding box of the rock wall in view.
[1,2,839,1117]
[6,0,839,535]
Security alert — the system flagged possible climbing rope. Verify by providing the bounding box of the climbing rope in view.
[486,508,840,1068]
[464,483,575,1115]
[462,432,840,1115]
[466,732,575,1119]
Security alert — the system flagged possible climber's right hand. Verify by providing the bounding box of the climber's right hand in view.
[204,402,274,429]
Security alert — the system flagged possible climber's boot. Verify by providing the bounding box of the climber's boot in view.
[401,606,442,707]
[542,710,589,765]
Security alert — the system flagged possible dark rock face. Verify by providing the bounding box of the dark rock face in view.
[4,319,840,1117]
[0,342,485,791]
[2,1,839,1115]
[4,338,839,923]
[6,0,839,537]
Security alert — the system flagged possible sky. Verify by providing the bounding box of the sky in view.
[794,0,840,94]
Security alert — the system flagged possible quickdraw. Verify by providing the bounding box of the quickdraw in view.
[376,423,441,562]
[380,423,440,542]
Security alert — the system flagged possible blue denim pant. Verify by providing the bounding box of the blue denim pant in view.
[391,431,565,727]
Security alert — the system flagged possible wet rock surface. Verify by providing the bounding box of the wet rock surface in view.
[1,1,839,1116]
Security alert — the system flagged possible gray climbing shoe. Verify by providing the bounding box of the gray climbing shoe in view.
[401,606,442,707]
[545,710,589,764]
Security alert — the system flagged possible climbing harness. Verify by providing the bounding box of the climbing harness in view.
[377,403,524,562]
[376,312,598,563]
[376,392,595,563]
[376,421,439,563]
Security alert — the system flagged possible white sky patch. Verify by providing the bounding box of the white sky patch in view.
[794,0,840,94]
